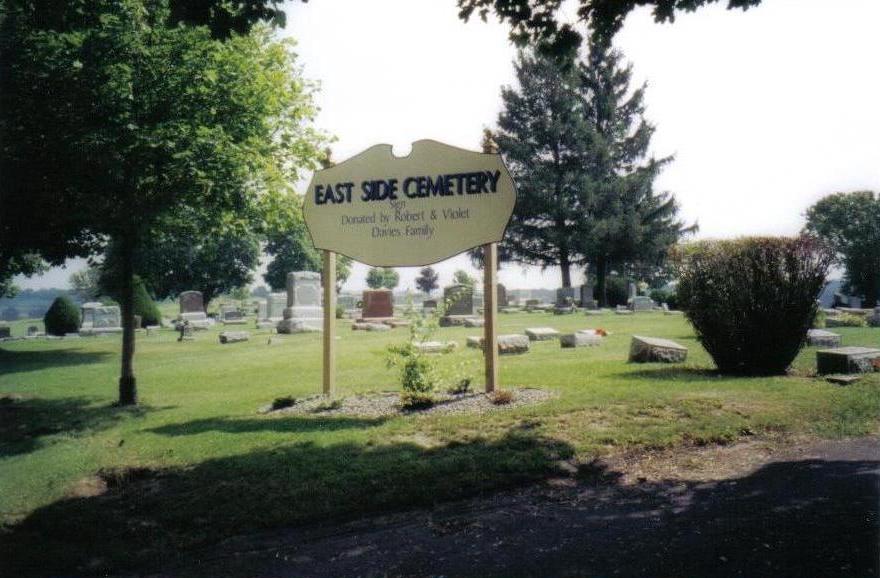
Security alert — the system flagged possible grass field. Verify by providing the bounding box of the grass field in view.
[1,310,879,575]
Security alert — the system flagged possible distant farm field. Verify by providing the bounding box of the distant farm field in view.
[1,311,878,576]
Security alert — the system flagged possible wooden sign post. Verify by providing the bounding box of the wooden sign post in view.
[482,243,499,393]
[322,250,336,396]
[302,140,516,397]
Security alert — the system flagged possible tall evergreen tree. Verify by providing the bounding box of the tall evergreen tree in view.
[575,40,695,304]
[494,53,594,287]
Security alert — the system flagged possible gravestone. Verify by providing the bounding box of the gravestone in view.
[414,341,457,354]
[816,347,880,375]
[177,322,195,341]
[628,336,688,363]
[474,290,484,312]
[525,327,561,341]
[352,322,390,332]
[580,284,597,309]
[422,299,438,312]
[80,303,122,334]
[627,282,637,301]
[277,271,323,333]
[257,300,268,320]
[464,317,484,328]
[219,331,250,344]
[497,283,508,307]
[178,291,210,327]
[444,285,475,316]
[630,296,655,312]
[266,292,287,321]
[560,331,602,348]
[220,305,246,325]
[467,334,530,355]
[871,306,880,328]
[807,329,841,348]
[362,289,394,319]
[556,287,577,307]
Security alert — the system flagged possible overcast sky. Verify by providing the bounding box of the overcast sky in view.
[18,0,879,292]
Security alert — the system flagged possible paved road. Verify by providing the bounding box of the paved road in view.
[148,437,879,578]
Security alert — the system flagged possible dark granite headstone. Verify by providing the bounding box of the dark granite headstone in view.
[497,283,508,307]
[362,290,394,319]
[179,291,204,313]
[444,285,474,316]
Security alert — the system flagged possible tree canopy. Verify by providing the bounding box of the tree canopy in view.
[805,191,880,307]
[0,0,329,403]
[458,0,764,57]
[493,45,692,297]
[415,267,440,295]
[366,267,400,290]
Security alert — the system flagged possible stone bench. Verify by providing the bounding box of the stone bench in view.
[628,336,688,363]
[816,347,880,375]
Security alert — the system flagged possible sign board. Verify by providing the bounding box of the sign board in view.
[303,140,515,267]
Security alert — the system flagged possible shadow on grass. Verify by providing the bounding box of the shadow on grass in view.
[148,415,387,436]
[623,366,720,382]
[4,440,878,578]
[0,429,573,577]
[0,348,113,376]
[0,396,153,458]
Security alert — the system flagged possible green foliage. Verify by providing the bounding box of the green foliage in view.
[828,314,867,328]
[605,277,629,307]
[458,0,763,57]
[335,304,345,319]
[69,268,102,302]
[132,277,162,328]
[366,267,400,290]
[452,270,476,289]
[805,191,880,307]
[43,296,80,336]
[649,288,679,310]
[415,266,440,295]
[270,396,295,411]
[1,1,329,402]
[494,46,692,296]
[677,237,834,375]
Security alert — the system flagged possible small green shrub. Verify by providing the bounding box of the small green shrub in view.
[313,399,342,412]
[490,390,515,405]
[812,309,827,328]
[271,396,296,410]
[827,313,867,328]
[335,304,345,319]
[650,288,679,310]
[44,296,80,336]
[133,277,162,328]
[448,378,472,395]
[605,277,629,307]
[677,236,833,375]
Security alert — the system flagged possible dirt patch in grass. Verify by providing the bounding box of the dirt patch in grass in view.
[261,388,556,418]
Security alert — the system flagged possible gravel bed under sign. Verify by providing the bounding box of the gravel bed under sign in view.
[262,388,555,418]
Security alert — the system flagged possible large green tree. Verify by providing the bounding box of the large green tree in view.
[458,0,764,56]
[1,0,327,404]
[805,191,880,307]
[493,52,594,287]
[574,41,694,304]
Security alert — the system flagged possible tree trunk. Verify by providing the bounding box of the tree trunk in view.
[560,255,572,288]
[118,233,137,406]
[595,255,608,307]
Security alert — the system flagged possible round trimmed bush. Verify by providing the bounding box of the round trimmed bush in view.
[677,236,834,375]
[44,296,80,336]
[132,277,162,328]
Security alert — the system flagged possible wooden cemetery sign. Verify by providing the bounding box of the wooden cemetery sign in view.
[303,140,516,394]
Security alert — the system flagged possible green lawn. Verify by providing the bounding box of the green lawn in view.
[1,311,878,575]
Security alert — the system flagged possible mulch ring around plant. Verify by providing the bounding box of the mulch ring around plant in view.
[259,388,556,418]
